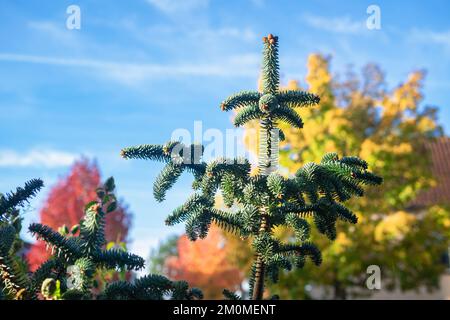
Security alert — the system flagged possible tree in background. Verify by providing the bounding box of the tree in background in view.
[27,159,132,272]
[240,54,450,298]
[148,235,179,276]
[161,225,244,299]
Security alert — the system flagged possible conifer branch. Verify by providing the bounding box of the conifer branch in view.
[277,90,320,108]
[29,223,83,261]
[93,249,145,271]
[234,104,263,127]
[103,274,202,300]
[154,162,184,202]
[223,289,242,300]
[220,91,261,111]
[272,105,304,128]
[0,179,43,217]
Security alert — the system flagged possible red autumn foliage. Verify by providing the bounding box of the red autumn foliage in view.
[26,159,132,271]
[164,225,244,299]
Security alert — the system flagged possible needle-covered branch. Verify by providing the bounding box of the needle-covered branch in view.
[0,179,43,220]
[102,275,203,300]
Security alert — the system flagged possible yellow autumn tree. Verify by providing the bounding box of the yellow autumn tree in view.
[238,54,450,299]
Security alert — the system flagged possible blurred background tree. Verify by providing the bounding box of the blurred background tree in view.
[26,159,132,272]
[235,53,450,299]
[148,234,179,275]
[150,225,244,299]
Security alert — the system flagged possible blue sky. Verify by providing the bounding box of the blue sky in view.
[1,0,449,262]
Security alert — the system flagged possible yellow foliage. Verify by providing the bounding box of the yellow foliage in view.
[306,54,332,97]
[330,232,352,254]
[374,211,416,242]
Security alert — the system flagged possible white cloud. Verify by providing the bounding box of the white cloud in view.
[28,21,74,42]
[146,0,208,14]
[0,149,77,168]
[409,28,450,48]
[0,52,259,85]
[129,236,158,276]
[303,14,365,34]
[129,236,158,260]
[21,19,258,86]
[191,27,256,42]
[249,0,265,7]
[128,228,181,276]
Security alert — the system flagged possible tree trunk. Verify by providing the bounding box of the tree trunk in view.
[252,255,266,300]
[252,119,277,300]
[252,214,268,300]
[333,280,347,300]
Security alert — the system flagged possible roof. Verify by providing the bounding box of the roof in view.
[410,137,450,208]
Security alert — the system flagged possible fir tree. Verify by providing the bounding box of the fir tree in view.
[0,179,44,299]
[1,178,201,300]
[27,159,132,272]
[121,34,383,300]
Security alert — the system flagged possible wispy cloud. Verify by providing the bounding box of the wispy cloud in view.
[303,14,365,34]
[27,21,77,45]
[0,149,77,168]
[22,17,259,87]
[0,52,259,85]
[409,28,450,48]
[128,235,159,276]
[129,228,180,275]
[190,27,256,42]
[146,0,208,14]
[249,0,265,7]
